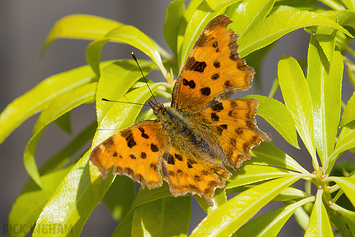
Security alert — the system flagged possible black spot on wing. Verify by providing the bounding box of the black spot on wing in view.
[141,152,147,159]
[130,154,136,159]
[174,153,183,161]
[151,144,159,152]
[126,135,136,148]
[138,127,149,139]
[187,158,197,169]
[211,73,220,80]
[201,87,211,96]
[183,78,196,89]
[211,102,224,112]
[166,154,175,165]
[219,124,228,130]
[211,113,219,121]
[186,57,207,73]
[213,61,220,68]
[150,163,158,171]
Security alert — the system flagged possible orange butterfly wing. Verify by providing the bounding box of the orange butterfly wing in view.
[190,98,270,170]
[160,145,231,206]
[90,120,167,189]
[171,15,255,111]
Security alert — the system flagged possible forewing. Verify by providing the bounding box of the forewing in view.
[171,15,255,111]
[90,120,168,189]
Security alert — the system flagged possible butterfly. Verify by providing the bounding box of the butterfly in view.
[90,14,270,206]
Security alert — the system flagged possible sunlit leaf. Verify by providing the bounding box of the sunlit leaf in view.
[239,10,351,58]
[227,0,275,37]
[307,36,342,163]
[41,14,122,55]
[235,197,314,237]
[8,166,72,237]
[33,151,97,236]
[329,177,355,207]
[304,190,332,236]
[24,83,96,187]
[0,62,110,144]
[190,175,301,236]
[164,0,186,57]
[278,56,317,161]
[341,91,355,127]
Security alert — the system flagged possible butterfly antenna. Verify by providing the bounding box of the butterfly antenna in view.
[131,52,158,104]
[100,98,148,107]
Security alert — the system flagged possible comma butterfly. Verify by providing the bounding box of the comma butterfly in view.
[90,15,270,206]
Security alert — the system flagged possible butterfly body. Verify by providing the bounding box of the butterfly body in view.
[90,15,270,206]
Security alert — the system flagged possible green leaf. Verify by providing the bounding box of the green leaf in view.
[226,165,296,189]
[329,177,355,207]
[131,196,191,237]
[239,10,352,58]
[324,204,353,237]
[307,36,342,164]
[41,14,122,55]
[195,188,227,214]
[244,43,274,88]
[130,183,174,211]
[243,94,299,148]
[103,176,135,221]
[86,38,111,77]
[273,187,313,202]
[304,190,333,237]
[33,151,97,237]
[327,120,355,173]
[95,60,155,124]
[8,166,72,237]
[24,83,96,187]
[337,10,355,30]
[235,197,314,237]
[105,25,168,78]
[227,0,275,37]
[341,91,355,127]
[313,26,337,64]
[164,0,186,57]
[54,111,72,134]
[39,121,97,175]
[0,62,109,144]
[190,175,301,236]
[113,183,181,236]
[341,0,355,11]
[330,203,355,235]
[250,142,308,174]
[178,0,241,69]
[278,56,317,163]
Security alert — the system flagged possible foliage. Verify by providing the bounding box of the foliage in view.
[1,0,355,236]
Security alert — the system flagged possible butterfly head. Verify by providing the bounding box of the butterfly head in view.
[148,100,166,116]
